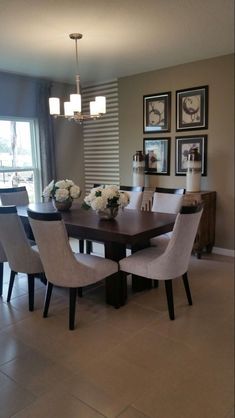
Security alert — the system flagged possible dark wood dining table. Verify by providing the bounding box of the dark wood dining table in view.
[18,203,176,308]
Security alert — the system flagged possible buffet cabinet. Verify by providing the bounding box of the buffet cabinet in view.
[183,191,216,258]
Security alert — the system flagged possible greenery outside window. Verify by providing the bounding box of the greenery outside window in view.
[0,117,41,202]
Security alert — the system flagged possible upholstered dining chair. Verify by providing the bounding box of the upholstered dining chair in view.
[120,186,144,210]
[0,242,7,297]
[150,187,185,247]
[119,204,203,320]
[28,209,119,330]
[0,206,44,311]
[0,186,29,206]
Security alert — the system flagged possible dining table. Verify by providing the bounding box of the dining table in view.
[18,202,176,308]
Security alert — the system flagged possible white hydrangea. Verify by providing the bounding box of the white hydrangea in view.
[55,180,69,189]
[43,179,81,202]
[119,191,130,208]
[55,188,69,202]
[91,196,107,210]
[70,185,81,199]
[42,180,55,198]
[83,185,130,211]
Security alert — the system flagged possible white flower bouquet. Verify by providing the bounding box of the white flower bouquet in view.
[82,185,130,211]
[43,179,81,203]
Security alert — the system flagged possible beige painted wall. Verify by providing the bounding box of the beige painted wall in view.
[119,54,234,250]
[52,82,85,200]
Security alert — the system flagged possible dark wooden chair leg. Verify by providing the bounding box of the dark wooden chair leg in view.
[43,282,53,317]
[153,280,159,288]
[7,270,16,302]
[182,272,193,305]
[77,287,83,297]
[164,279,175,320]
[69,288,77,330]
[0,262,3,297]
[86,240,93,254]
[27,274,35,311]
[79,239,84,253]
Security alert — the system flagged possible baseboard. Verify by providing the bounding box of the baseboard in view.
[212,247,235,257]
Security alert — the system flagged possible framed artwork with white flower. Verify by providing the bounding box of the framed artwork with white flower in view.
[176,86,208,131]
[143,92,171,133]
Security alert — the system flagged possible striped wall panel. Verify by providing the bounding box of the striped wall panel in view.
[82,80,120,193]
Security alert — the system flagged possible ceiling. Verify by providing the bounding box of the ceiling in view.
[0,0,234,85]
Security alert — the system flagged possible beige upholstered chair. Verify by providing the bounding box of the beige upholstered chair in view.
[120,186,144,210]
[151,187,185,247]
[120,204,203,320]
[0,186,29,206]
[28,209,119,330]
[0,242,7,297]
[0,206,44,311]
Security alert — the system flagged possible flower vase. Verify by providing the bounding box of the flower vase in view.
[96,206,119,220]
[53,198,72,212]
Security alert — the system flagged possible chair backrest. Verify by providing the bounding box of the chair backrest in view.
[148,204,203,280]
[0,206,42,273]
[151,187,185,214]
[0,241,7,262]
[0,186,29,206]
[120,186,144,210]
[28,209,85,287]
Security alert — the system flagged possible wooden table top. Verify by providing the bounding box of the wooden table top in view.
[18,202,176,246]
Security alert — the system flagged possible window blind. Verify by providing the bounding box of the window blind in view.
[82,80,120,193]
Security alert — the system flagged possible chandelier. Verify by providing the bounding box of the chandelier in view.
[49,33,106,123]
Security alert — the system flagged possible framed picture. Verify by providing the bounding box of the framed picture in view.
[144,138,170,175]
[176,86,208,131]
[175,135,207,176]
[143,92,171,133]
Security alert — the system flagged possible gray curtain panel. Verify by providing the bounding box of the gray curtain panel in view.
[36,81,56,188]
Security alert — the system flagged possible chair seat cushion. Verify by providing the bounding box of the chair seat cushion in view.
[74,253,118,286]
[119,246,164,278]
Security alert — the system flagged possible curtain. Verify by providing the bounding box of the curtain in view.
[36,81,56,188]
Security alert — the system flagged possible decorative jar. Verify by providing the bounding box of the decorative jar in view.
[132,150,145,187]
[96,206,119,220]
[186,147,202,192]
[53,198,73,212]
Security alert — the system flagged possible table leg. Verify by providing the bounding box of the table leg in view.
[104,242,127,307]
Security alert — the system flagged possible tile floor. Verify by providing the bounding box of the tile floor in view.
[0,243,234,418]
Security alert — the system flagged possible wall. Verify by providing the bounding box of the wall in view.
[118,54,234,250]
[0,72,84,198]
[51,82,84,197]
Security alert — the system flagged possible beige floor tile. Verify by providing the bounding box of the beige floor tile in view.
[0,254,233,417]
[63,353,157,418]
[117,407,151,418]
[0,347,74,396]
[0,370,35,418]
[11,387,106,418]
[0,330,31,366]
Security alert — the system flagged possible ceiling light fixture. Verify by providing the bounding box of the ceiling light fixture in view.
[49,33,106,123]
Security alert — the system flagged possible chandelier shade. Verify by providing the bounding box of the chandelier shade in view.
[49,33,106,123]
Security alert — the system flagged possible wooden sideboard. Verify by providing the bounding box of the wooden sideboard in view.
[183,191,216,258]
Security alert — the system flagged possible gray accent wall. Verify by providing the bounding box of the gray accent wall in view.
[118,54,234,250]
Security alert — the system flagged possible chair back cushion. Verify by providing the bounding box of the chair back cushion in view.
[0,187,29,206]
[148,205,203,280]
[28,210,88,286]
[152,192,184,214]
[0,206,42,273]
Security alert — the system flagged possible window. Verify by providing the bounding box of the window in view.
[0,117,41,202]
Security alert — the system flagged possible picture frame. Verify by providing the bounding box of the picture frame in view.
[144,138,171,175]
[143,92,171,133]
[176,86,208,131]
[175,135,207,176]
